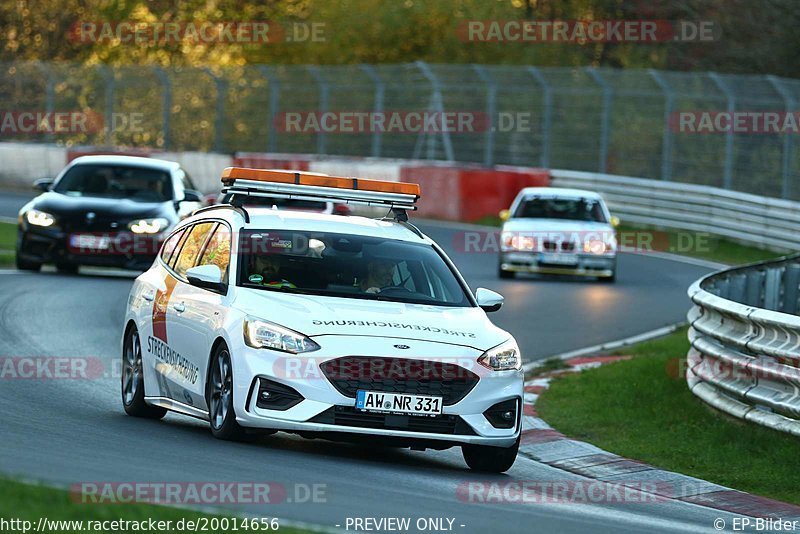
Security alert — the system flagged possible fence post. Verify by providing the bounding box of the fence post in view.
[202,68,227,153]
[527,67,552,168]
[586,67,612,174]
[471,64,495,167]
[306,66,328,155]
[359,64,384,158]
[35,62,55,144]
[414,61,455,161]
[767,75,795,200]
[708,72,735,190]
[648,69,674,181]
[258,66,280,153]
[97,65,115,146]
[151,67,172,150]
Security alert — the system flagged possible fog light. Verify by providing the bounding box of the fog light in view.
[502,411,514,421]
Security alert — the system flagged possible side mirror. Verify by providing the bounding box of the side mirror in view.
[34,178,54,192]
[186,265,226,293]
[181,189,203,203]
[476,287,504,313]
[610,216,620,228]
[499,209,510,222]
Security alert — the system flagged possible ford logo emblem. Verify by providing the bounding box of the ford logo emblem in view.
[394,344,410,350]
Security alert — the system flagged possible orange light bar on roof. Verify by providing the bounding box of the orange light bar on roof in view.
[221,167,420,197]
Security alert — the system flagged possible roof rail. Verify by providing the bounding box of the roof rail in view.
[192,203,250,223]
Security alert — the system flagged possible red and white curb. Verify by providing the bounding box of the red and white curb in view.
[520,355,800,520]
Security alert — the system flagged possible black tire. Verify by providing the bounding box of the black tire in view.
[56,262,79,274]
[121,325,167,419]
[462,436,520,473]
[206,343,249,441]
[15,255,42,272]
[498,267,515,279]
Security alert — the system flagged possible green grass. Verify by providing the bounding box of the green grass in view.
[0,477,309,533]
[536,328,800,505]
[616,223,781,266]
[0,221,15,267]
[526,357,570,379]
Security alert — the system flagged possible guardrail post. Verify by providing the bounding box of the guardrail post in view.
[729,273,747,303]
[527,67,552,169]
[257,66,280,153]
[767,75,796,199]
[306,66,329,155]
[472,64,496,167]
[414,61,455,161]
[202,68,227,153]
[764,267,782,311]
[708,73,735,190]
[745,270,765,307]
[648,69,674,181]
[151,67,172,150]
[784,264,800,315]
[359,64,384,158]
[586,68,613,174]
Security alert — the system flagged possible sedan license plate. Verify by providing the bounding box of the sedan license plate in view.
[70,234,112,252]
[539,252,578,266]
[356,390,443,416]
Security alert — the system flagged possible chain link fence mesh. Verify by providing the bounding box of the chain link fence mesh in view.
[2,62,799,200]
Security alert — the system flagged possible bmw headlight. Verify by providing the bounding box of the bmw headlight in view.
[25,209,56,227]
[243,317,321,354]
[583,238,614,255]
[128,218,169,234]
[478,339,521,371]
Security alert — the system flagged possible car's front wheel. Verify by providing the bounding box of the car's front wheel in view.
[121,325,167,419]
[206,343,249,441]
[462,436,520,473]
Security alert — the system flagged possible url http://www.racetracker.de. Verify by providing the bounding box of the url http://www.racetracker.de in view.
[0,516,281,533]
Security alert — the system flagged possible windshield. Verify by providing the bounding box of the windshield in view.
[238,230,472,307]
[53,164,173,202]
[513,197,607,223]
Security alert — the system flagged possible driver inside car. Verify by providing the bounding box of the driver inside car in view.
[250,254,297,289]
[359,258,395,294]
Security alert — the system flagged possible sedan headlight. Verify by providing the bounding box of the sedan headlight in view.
[25,209,56,227]
[243,317,320,354]
[478,339,521,371]
[128,218,169,234]
[502,232,535,251]
[583,238,614,255]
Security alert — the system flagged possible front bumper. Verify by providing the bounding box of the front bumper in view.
[17,224,161,271]
[500,250,616,278]
[230,335,523,448]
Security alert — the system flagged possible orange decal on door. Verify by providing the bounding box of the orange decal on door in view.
[152,275,177,343]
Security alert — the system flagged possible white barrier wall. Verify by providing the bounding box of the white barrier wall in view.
[0,143,67,190]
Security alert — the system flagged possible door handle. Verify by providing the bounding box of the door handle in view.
[173,302,186,313]
[142,291,155,302]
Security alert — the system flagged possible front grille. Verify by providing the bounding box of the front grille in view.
[319,356,480,406]
[543,240,576,252]
[310,406,476,435]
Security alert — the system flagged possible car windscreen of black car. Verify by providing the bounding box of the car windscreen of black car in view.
[53,165,173,202]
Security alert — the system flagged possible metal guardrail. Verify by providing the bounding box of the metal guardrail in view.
[550,169,800,251]
[687,255,800,436]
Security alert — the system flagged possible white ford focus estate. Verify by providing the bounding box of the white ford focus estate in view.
[121,167,524,472]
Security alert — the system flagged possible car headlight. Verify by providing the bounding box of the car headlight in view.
[478,339,521,371]
[583,239,613,255]
[243,317,321,354]
[128,218,169,234]
[25,209,56,227]
[502,232,535,251]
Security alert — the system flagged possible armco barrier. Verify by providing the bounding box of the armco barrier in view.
[550,169,800,251]
[687,255,800,436]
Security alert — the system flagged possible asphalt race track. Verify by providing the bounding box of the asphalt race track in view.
[0,191,731,532]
